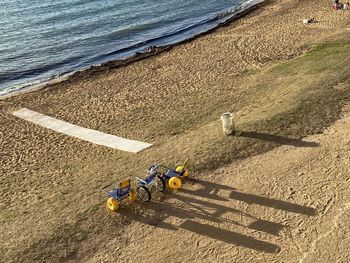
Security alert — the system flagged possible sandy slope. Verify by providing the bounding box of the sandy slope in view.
[84,105,350,263]
[1,0,350,262]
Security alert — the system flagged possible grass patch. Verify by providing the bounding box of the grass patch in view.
[142,39,350,172]
[271,42,350,76]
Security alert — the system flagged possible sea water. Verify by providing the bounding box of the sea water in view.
[0,0,261,96]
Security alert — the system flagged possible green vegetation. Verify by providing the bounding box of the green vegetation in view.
[149,39,350,172]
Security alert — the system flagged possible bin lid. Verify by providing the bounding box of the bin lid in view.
[221,112,233,119]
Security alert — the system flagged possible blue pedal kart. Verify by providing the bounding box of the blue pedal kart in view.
[135,166,166,202]
[148,159,189,190]
[103,179,137,211]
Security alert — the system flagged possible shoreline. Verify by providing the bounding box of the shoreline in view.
[0,0,265,101]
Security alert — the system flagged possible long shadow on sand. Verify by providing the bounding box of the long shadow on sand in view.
[122,198,281,253]
[229,190,316,216]
[238,131,320,147]
[181,177,236,201]
[119,175,317,254]
[186,177,237,191]
[121,190,283,253]
[185,177,316,216]
[179,220,280,253]
[175,190,287,236]
[121,194,244,229]
[117,169,317,255]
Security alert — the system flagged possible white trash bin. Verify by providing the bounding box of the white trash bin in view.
[220,112,235,135]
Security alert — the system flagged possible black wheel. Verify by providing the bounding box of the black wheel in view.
[137,185,151,202]
[156,175,166,192]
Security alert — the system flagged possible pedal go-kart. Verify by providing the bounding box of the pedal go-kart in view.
[135,166,166,202]
[104,179,137,211]
[149,159,189,190]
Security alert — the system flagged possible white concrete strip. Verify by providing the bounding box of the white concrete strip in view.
[12,108,152,153]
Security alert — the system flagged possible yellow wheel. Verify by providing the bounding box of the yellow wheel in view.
[176,166,189,177]
[168,177,182,190]
[128,190,137,201]
[107,197,119,211]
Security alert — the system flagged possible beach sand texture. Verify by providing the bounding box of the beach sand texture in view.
[1,0,350,262]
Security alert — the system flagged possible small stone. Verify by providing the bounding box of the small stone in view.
[334,154,340,158]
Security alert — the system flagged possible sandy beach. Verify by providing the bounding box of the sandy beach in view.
[1,0,350,262]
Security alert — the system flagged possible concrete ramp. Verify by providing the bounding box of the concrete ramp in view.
[13,108,152,153]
